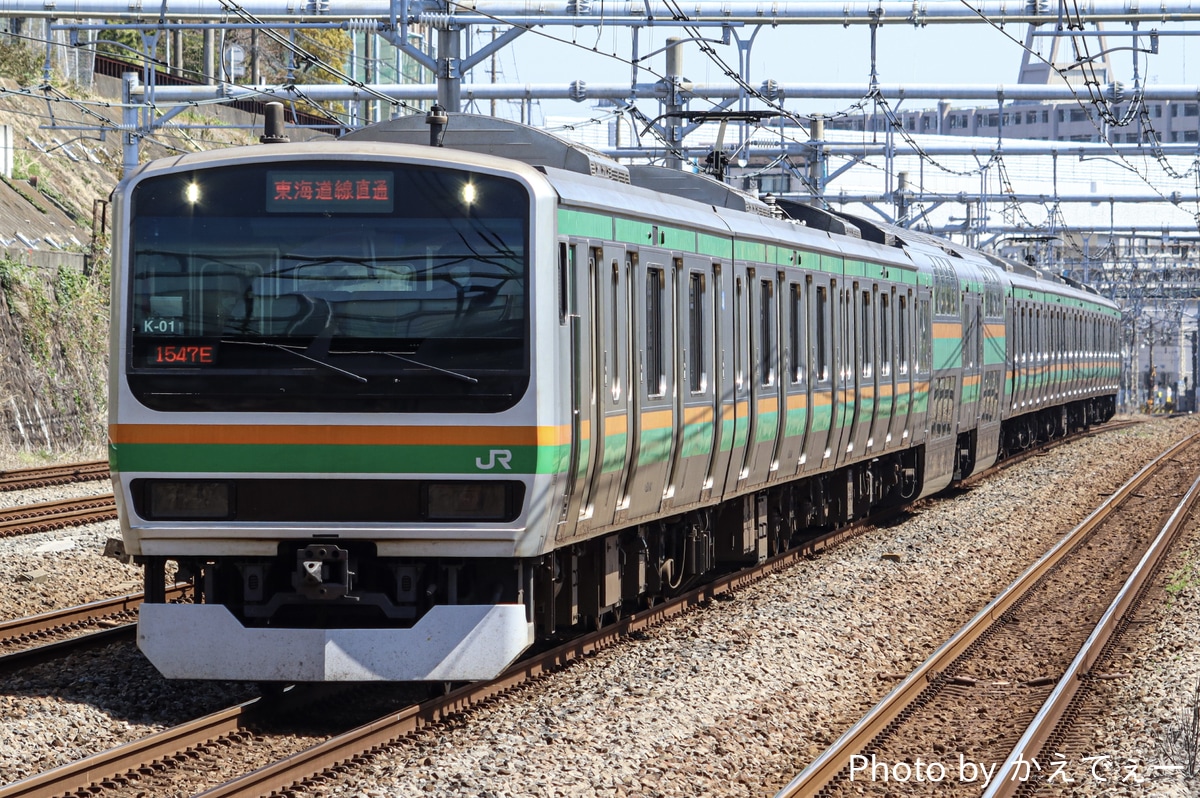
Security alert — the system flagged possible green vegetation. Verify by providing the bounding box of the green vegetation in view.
[95,26,352,119]
[11,151,44,182]
[1165,550,1200,603]
[0,256,108,447]
[1161,678,1200,778]
[0,33,43,84]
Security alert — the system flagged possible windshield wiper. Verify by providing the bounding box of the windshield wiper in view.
[330,349,478,384]
[221,340,368,383]
[230,294,477,385]
[382,352,478,384]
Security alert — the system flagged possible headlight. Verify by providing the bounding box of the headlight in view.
[424,482,511,520]
[143,480,234,520]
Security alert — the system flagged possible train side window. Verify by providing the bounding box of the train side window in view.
[970,304,981,370]
[688,272,706,394]
[815,284,829,383]
[1018,307,1026,365]
[916,298,932,374]
[897,295,908,376]
[558,242,570,325]
[1036,309,1043,364]
[760,279,774,387]
[789,283,805,384]
[646,266,665,398]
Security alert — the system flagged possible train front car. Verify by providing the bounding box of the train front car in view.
[109,141,564,681]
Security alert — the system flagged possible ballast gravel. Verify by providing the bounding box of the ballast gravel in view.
[0,419,1199,796]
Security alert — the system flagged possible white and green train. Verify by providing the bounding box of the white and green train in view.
[109,113,1119,682]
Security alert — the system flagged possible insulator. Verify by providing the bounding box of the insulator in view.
[566,0,590,13]
[1104,81,1125,103]
[569,80,588,103]
[419,12,453,27]
[345,17,376,31]
[1027,0,1050,13]
[761,79,782,102]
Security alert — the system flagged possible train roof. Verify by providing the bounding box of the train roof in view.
[344,113,1113,306]
[342,112,633,184]
[343,113,772,217]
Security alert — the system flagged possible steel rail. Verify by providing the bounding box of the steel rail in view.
[0,702,259,798]
[773,432,1198,798]
[0,495,117,536]
[0,460,108,491]
[0,585,189,649]
[0,626,134,670]
[982,469,1200,797]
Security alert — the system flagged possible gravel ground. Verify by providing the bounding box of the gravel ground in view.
[1,419,1199,796]
[0,487,134,620]
[294,415,1200,798]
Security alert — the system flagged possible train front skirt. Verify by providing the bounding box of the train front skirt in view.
[137,603,535,681]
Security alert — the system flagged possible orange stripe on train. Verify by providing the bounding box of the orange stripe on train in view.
[109,423,570,447]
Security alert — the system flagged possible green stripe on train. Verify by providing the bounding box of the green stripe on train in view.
[110,443,569,475]
[636,427,674,467]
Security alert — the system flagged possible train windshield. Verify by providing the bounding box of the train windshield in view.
[125,161,530,413]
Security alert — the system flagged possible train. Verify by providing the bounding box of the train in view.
[108,110,1120,682]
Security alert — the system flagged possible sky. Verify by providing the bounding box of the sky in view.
[444,18,1200,239]
[463,19,1195,123]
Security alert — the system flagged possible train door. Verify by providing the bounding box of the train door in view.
[870,286,892,455]
[1000,298,1015,421]
[1045,308,1056,405]
[774,279,809,482]
[665,257,719,511]
[910,289,933,451]
[617,253,676,522]
[922,261,960,494]
[583,244,631,529]
[743,270,781,488]
[719,269,751,495]
[802,276,836,475]
[958,291,982,432]
[849,283,876,459]
[1025,304,1037,409]
[559,241,593,542]
[830,283,855,469]
[1069,311,1080,399]
[887,289,914,451]
[1034,307,1046,408]
[706,262,734,502]
[1014,304,1028,411]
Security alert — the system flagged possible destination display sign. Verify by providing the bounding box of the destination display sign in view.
[266,170,394,213]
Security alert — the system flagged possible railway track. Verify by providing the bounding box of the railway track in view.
[0,495,118,538]
[0,461,108,492]
[0,460,115,537]
[0,420,1147,798]
[0,586,189,669]
[776,431,1200,797]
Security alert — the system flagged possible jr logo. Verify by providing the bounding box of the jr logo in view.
[475,449,513,471]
